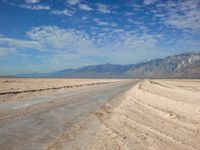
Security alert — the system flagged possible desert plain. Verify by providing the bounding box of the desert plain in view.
[0,78,200,150]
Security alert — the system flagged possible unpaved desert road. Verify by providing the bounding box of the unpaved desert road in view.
[0,80,139,150]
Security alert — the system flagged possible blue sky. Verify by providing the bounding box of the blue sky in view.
[0,0,200,75]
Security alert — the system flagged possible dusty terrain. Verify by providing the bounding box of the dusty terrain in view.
[0,79,200,150]
[0,78,123,103]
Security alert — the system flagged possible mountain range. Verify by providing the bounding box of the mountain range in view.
[17,52,200,78]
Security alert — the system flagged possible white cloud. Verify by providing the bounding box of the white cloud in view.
[24,0,40,4]
[166,0,200,31]
[25,26,167,62]
[0,26,97,56]
[127,18,143,25]
[144,0,158,5]
[155,0,200,32]
[66,0,80,5]
[161,33,200,53]
[79,4,93,11]
[110,22,118,27]
[52,9,73,16]
[94,30,167,64]
[96,3,111,13]
[0,37,44,51]
[113,29,125,33]
[124,12,134,16]
[21,4,50,10]
[0,47,16,58]
[81,16,88,20]
[0,26,98,62]
[94,18,109,26]
[127,18,134,23]
[27,26,95,52]
[102,28,110,31]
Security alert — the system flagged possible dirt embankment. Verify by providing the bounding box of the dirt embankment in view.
[0,78,124,103]
[46,79,200,150]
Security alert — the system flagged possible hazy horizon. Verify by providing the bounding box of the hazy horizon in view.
[1,51,199,76]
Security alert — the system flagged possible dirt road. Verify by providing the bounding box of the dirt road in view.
[0,80,139,150]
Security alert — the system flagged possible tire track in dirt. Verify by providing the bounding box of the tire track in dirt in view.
[53,79,200,150]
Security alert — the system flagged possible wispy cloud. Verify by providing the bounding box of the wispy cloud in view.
[66,0,80,5]
[127,18,143,25]
[154,0,200,32]
[166,0,200,32]
[0,36,44,52]
[52,9,74,16]
[94,18,109,26]
[96,3,111,14]
[144,0,158,5]
[26,26,101,69]
[79,4,93,11]
[24,0,40,4]
[27,26,94,52]
[0,47,16,58]
[21,4,50,10]
[124,12,134,16]
[110,22,118,27]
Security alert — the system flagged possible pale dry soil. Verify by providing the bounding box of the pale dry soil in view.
[0,78,123,103]
[0,79,200,150]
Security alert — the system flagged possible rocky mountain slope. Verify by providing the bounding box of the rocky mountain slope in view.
[18,52,200,78]
[126,52,200,78]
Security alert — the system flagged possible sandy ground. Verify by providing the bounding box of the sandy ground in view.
[0,79,200,150]
[0,80,137,150]
[48,79,200,150]
[0,78,123,103]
